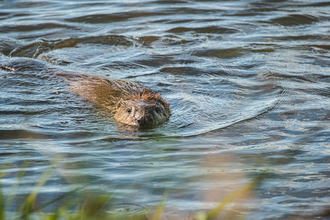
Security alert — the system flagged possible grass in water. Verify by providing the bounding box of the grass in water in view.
[0,162,265,220]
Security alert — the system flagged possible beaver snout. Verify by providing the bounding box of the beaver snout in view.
[136,116,150,127]
[133,107,151,126]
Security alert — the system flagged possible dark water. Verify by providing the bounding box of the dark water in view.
[1,0,330,219]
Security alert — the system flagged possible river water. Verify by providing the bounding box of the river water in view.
[1,0,330,219]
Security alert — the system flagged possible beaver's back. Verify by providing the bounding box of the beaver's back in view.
[56,72,153,111]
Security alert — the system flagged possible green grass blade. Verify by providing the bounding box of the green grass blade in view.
[19,165,57,219]
[6,161,30,212]
[205,174,266,220]
[151,190,168,220]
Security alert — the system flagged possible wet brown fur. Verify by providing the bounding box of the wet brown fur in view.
[65,75,171,127]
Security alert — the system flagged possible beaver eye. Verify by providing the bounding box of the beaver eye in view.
[127,109,131,114]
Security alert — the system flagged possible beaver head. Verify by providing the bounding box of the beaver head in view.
[113,92,171,127]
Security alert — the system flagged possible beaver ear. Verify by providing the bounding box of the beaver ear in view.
[156,99,166,107]
[156,99,170,114]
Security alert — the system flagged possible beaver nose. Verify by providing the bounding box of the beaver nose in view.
[137,117,147,126]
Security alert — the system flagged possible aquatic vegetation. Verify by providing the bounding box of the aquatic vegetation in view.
[3,162,328,220]
[0,162,265,220]
[0,162,148,220]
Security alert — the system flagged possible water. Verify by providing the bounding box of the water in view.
[1,0,330,219]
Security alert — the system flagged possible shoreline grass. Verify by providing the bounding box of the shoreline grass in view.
[0,162,266,220]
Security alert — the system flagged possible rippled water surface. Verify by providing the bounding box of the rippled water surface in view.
[1,0,330,219]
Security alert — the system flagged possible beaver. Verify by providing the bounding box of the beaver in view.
[0,58,171,127]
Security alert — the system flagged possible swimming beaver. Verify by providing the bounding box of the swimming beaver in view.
[0,58,171,127]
